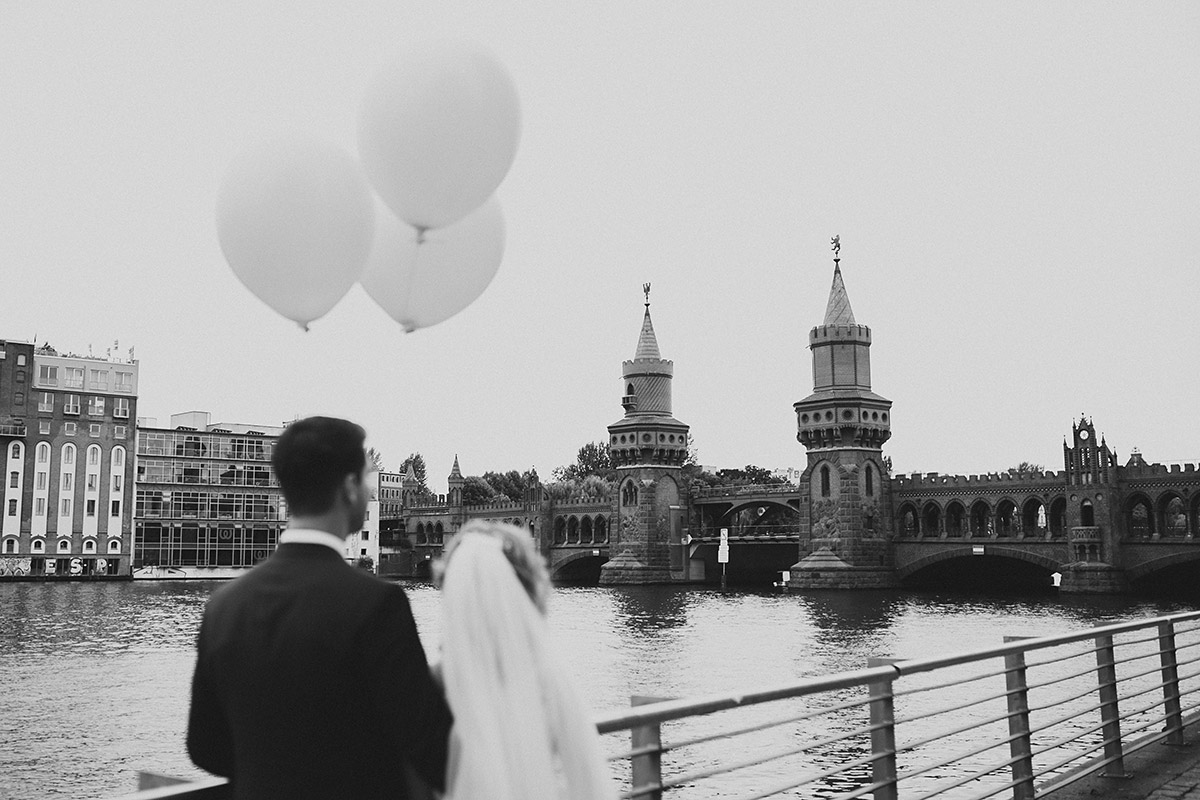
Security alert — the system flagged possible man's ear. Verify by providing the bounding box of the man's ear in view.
[341,471,361,504]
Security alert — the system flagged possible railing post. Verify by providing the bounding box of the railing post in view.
[1002,637,1036,800]
[1158,620,1186,746]
[867,658,899,800]
[1094,631,1128,778]
[630,695,665,800]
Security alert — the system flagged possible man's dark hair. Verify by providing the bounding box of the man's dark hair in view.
[271,416,367,516]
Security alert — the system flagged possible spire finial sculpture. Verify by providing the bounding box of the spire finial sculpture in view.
[831,235,841,265]
[642,282,651,308]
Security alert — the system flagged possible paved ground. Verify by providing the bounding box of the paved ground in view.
[1044,723,1200,800]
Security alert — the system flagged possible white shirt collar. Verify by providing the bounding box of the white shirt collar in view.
[279,528,347,556]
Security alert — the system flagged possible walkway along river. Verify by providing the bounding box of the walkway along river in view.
[0,581,1193,799]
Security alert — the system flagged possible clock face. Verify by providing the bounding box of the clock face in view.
[1079,430,1090,440]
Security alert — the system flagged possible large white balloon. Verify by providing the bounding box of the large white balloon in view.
[216,136,375,330]
[360,196,505,332]
[358,42,520,232]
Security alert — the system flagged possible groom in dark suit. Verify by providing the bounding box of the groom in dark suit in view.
[187,416,452,799]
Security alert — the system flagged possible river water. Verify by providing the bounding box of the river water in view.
[0,580,1190,799]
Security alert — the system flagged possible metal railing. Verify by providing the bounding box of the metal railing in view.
[594,609,1200,800]
[113,610,1200,800]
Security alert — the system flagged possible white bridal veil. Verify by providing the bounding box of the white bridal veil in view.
[440,532,613,800]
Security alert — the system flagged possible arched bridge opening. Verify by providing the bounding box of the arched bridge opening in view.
[1128,552,1200,602]
[550,552,606,585]
[900,549,1059,593]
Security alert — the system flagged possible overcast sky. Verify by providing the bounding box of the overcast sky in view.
[2,2,1197,487]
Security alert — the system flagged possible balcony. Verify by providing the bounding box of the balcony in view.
[1069,525,1102,543]
[0,422,27,437]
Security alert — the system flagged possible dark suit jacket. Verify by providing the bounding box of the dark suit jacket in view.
[187,542,452,800]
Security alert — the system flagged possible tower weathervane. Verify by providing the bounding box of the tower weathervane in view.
[831,235,841,260]
[643,282,651,307]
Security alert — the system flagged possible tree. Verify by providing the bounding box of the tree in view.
[689,464,788,488]
[366,447,386,472]
[553,441,613,482]
[398,453,430,494]
[461,475,495,506]
[1009,462,1044,475]
[483,470,527,503]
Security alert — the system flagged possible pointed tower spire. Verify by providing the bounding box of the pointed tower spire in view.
[633,282,662,360]
[448,454,463,480]
[823,236,856,325]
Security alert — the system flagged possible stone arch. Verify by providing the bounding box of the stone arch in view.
[415,522,427,545]
[921,502,941,538]
[808,460,839,502]
[1080,498,1095,527]
[1022,498,1047,537]
[897,502,918,537]
[897,545,1063,580]
[554,517,566,545]
[1126,550,1200,583]
[1126,493,1155,539]
[580,516,594,544]
[1158,492,1188,538]
[594,515,609,543]
[567,516,580,544]
[549,549,607,581]
[970,500,992,537]
[433,522,444,544]
[621,479,639,507]
[945,501,966,537]
[995,499,1017,537]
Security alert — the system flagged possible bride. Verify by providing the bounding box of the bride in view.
[432,520,614,800]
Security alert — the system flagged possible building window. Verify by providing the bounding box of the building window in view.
[90,369,108,389]
[62,473,73,492]
[112,447,125,468]
[64,367,83,388]
[16,354,25,366]
[35,472,46,490]
[14,392,24,405]
[64,395,80,415]
[39,421,50,434]
[8,471,16,489]
[2,538,14,553]
[34,498,45,516]
[39,365,58,385]
[114,398,129,418]
[31,538,44,553]
[36,443,49,463]
[90,424,102,438]
[57,538,70,552]
[83,539,96,553]
[63,444,75,464]
[88,445,100,466]
[9,442,20,459]
[111,500,121,517]
[108,539,121,553]
[88,396,105,416]
[865,464,874,497]
[87,475,98,492]
[15,369,25,382]
[64,422,77,436]
[115,372,133,392]
[112,474,122,492]
[6,499,15,516]
[821,465,831,497]
[60,499,72,516]
[38,392,53,412]
[86,500,97,517]
[114,425,126,440]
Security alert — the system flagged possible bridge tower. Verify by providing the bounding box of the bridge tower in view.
[600,285,690,585]
[789,240,898,588]
[1059,415,1128,593]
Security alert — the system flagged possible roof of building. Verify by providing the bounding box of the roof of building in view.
[823,263,857,326]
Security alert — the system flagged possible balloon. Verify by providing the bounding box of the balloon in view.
[216,135,375,330]
[358,41,520,231]
[360,196,505,332]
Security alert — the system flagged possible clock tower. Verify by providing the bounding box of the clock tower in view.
[789,240,898,588]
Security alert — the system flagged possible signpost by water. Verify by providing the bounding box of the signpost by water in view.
[718,528,729,591]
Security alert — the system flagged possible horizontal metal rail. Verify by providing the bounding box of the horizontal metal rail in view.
[112,609,1200,800]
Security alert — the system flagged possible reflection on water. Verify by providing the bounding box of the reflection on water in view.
[0,580,1192,799]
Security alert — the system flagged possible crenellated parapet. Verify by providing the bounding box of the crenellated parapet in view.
[892,471,1067,491]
